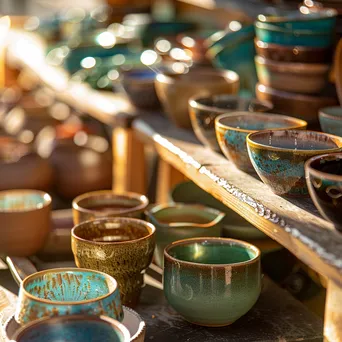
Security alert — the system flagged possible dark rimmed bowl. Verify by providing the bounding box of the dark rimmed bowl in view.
[163,237,261,327]
[189,94,273,152]
[305,153,342,231]
[216,112,307,172]
[319,106,342,136]
[247,130,342,197]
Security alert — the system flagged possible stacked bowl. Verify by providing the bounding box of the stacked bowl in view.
[254,8,338,127]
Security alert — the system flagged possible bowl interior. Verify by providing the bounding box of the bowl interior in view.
[23,270,114,302]
[309,154,342,175]
[0,191,50,212]
[321,107,342,118]
[167,240,258,265]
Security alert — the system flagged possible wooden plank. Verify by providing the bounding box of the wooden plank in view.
[133,114,342,288]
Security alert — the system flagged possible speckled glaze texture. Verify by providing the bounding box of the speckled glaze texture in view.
[145,204,225,267]
[13,315,130,342]
[72,217,156,307]
[72,191,149,225]
[247,130,342,197]
[305,153,342,231]
[319,107,342,137]
[163,238,261,326]
[15,268,123,326]
[215,113,307,173]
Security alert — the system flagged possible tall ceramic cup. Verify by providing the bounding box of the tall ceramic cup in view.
[72,217,156,307]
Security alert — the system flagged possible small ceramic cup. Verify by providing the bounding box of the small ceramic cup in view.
[72,191,149,225]
[164,237,261,326]
[15,268,123,326]
[145,204,225,267]
[0,190,51,256]
[319,107,342,137]
[72,217,156,307]
[13,315,130,342]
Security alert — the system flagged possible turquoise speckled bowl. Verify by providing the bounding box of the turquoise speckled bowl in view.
[15,268,123,326]
[13,315,130,342]
[215,112,307,172]
[247,130,342,196]
[164,237,261,326]
[319,107,342,137]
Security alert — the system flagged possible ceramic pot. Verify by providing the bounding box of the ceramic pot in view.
[215,112,307,172]
[155,68,239,129]
[305,153,342,232]
[0,137,53,191]
[319,107,342,136]
[255,56,330,94]
[0,190,51,257]
[189,94,272,152]
[335,39,342,105]
[145,203,225,267]
[163,237,261,326]
[247,130,342,196]
[13,315,130,342]
[72,217,156,307]
[72,190,149,224]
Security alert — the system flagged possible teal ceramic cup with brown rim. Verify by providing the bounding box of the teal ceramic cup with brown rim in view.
[163,237,261,327]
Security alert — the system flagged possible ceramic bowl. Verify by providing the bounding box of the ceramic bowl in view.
[155,68,239,129]
[0,190,51,257]
[145,203,225,267]
[255,56,330,94]
[255,21,334,48]
[247,130,342,196]
[305,153,342,231]
[189,94,273,152]
[163,237,261,326]
[216,112,308,172]
[13,315,130,342]
[72,217,156,307]
[319,107,342,136]
[255,83,338,126]
[15,268,123,326]
[254,39,332,64]
[72,191,149,224]
[335,39,342,105]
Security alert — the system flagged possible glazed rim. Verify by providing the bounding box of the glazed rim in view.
[319,107,342,121]
[254,38,329,52]
[215,112,307,133]
[13,315,130,341]
[305,152,342,182]
[247,129,342,153]
[0,190,51,213]
[145,203,225,228]
[188,94,272,114]
[164,237,260,268]
[72,217,156,245]
[21,268,119,305]
[72,190,149,216]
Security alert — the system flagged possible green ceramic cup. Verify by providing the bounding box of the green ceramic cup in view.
[163,237,261,327]
[145,204,225,268]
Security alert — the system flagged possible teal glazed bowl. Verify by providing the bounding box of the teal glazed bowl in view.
[215,112,307,172]
[145,203,225,267]
[13,315,130,342]
[163,237,261,327]
[319,107,342,137]
[255,21,334,47]
[15,268,123,326]
[247,130,342,197]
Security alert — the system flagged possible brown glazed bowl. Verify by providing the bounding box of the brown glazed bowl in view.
[0,190,51,256]
[0,137,53,191]
[335,38,342,105]
[189,94,273,152]
[72,191,149,224]
[155,68,239,129]
[254,39,332,64]
[72,217,156,307]
[255,56,330,94]
[256,83,338,127]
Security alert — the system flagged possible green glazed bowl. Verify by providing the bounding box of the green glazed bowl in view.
[145,204,225,267]
[163,237,261,326]
[319,107,342,137]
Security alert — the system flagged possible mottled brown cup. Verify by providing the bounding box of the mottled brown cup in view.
[72,217,156,307]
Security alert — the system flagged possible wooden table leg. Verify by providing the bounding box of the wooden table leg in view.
[324,280,342,341]
[112,126,147,194]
